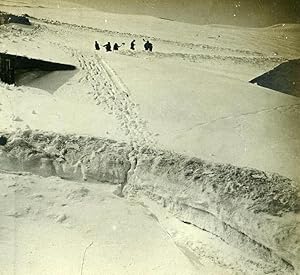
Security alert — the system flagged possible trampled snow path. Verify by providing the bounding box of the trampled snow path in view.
[118,50,287,67]
[62,46,156,148]
[28,15,288,62]
[31,16,263,56]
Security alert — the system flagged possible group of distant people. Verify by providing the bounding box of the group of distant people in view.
[94,39,153,52]
[95,41,124,51]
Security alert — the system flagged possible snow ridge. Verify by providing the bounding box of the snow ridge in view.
[0,130,299,273]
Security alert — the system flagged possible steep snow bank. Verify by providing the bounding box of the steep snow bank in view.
[125,149,300,273]
[0,130,299,273]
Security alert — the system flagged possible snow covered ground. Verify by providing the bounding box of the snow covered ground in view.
[1,1,299,181]
[0,172,201,275]
[0,0,299,274]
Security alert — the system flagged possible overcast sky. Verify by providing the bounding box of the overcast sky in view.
[64,0,300,27]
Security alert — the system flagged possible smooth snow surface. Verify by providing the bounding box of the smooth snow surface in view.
[0,172,199,275]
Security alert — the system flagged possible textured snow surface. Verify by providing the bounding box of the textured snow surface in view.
[0,1,299,274]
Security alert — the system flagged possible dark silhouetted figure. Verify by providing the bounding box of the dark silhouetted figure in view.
[0,135,8,146]
[103,42,112,52]
[95,41,100,50]
[130,40,136,50]
[113,43,124,51]
[144,40,153,52]
[143,40,148,51]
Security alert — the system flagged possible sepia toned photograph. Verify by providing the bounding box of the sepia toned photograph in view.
[0,0,299,274]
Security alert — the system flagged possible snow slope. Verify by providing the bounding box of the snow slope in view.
[1,1,299,181]
[66,0,300,27]
[0,1,300,274]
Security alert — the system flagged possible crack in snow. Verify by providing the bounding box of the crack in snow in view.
[184,103,300,133]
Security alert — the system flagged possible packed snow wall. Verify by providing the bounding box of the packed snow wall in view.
[124,150,300,273]
[0,130,299,272]
[0,130,132,184]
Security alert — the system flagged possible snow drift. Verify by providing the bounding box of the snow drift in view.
[0,130,299,272]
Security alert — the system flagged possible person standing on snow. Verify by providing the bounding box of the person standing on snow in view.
[113,43,124,51]
[95,41,100,50]
[143,40,153,52]
[103,42,112,52]
[130,40,136,50]
[143,40,149,51]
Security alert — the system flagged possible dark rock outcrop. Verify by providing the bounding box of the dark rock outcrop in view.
[0,12,31,25]
[250,59,300,97]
